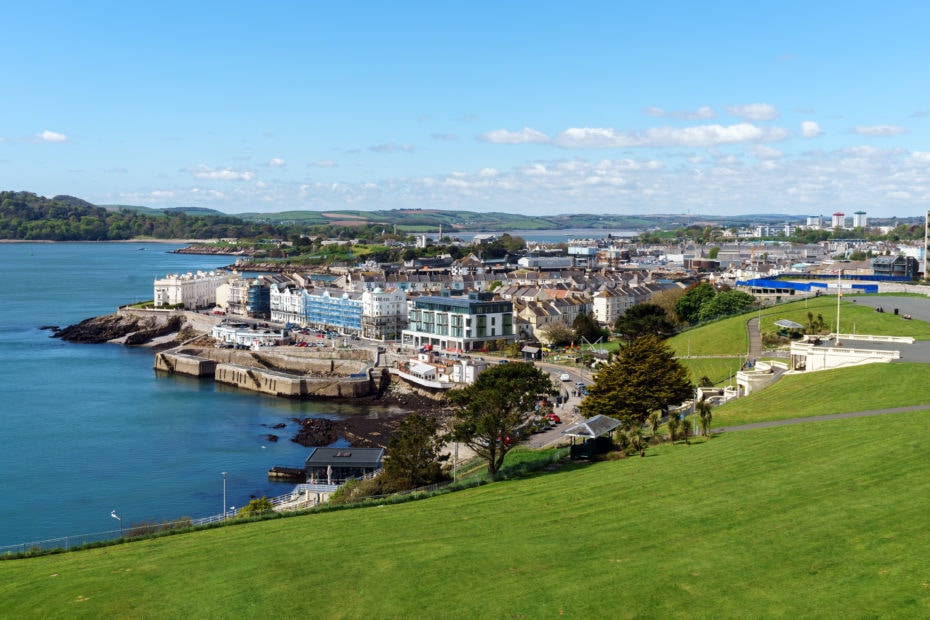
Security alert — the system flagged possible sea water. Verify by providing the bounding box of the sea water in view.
[0,242,373,546]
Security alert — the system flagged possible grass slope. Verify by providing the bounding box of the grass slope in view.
[714,362,930,426]
[4,413,930,618]
[666,295,930,385]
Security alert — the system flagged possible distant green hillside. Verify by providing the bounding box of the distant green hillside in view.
[236,208,565,231]
[100,204,228,217]
[6,189,824,236]
[0,192,274,241]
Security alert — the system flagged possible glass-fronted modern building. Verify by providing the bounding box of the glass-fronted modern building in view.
[402,293,516,352]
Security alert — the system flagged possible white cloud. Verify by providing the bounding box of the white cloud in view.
[726,103,779,121]
[554,123,787,148]
[644,106,716,120]
[268,157,286,167]
[39,130,68,143]
[852,124,908,136]
[129,139,930,217]
[370,143,414,153]
[801,121,823,138]
[190,165,255,181]
[431,133,458,141]
[751,145,783,160]
[478,127,550,144]
[308,160,337,168]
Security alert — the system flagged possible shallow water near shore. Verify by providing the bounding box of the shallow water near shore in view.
[0,242,380,546]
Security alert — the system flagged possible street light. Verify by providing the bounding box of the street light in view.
[110,510,122,537]
[222,472,227,521]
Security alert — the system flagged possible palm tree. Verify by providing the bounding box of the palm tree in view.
[697,396,713,436]
[626,426,647,457]
[667,414,680,443]
[648,412,661,437]
[680,418,692,444]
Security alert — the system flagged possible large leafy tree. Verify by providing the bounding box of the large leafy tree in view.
[696,290,756,322]
[383,413,449,491]
[614,303,677,343]
[674,282,717,324]
[541,321,574,347]
[581,335,692,428]
[573,312,609,345]
[449,362,556,474]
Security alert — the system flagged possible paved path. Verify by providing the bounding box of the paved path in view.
[715,404,930,433]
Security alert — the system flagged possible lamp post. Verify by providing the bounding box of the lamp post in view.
[222,471,227,521]
[110,510,122,537]
[835,268,842,345]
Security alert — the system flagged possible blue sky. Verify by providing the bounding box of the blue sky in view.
[3,1,929,217]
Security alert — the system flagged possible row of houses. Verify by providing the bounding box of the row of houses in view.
[152,264,673,349]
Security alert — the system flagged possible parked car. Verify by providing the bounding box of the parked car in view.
[559,373,571,381]
[547,413,562,424]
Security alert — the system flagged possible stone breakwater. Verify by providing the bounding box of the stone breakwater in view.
[154,346,384,399]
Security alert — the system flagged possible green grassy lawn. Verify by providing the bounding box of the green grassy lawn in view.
[770,295,930,339]
[663,295,930,386]
[713,362,930,426]
[5,412,930,618]
[668,313,751,384]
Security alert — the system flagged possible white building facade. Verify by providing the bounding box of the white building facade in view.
[154,270,228,310]
[361,287,407,341]
[270,283,305,326]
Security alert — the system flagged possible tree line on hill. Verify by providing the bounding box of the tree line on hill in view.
[0,192,279,241]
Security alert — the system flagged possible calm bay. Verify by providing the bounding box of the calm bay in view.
[0,242,375,546]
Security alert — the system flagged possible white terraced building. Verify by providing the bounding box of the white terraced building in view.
[154,270,229,310]
[361,287,407,341]
[269,283,305,326]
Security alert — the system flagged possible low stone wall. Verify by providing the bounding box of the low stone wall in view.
[215,363,372,398]
[155,345,376,399]
[171,347,371,376]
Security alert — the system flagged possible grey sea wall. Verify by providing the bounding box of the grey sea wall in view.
[155,346,378,399]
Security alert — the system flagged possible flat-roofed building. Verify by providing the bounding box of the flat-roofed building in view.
[403,293,516,352]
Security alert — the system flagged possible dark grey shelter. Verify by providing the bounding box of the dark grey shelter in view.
[561,414,622,459]
[305,447,385,484]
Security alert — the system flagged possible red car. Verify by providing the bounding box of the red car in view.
[547,413,561,424]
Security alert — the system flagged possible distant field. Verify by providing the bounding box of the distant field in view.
[4,411,930,617]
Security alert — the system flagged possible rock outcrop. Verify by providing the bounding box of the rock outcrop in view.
[52,312,190,346]
[52,313,153,344]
